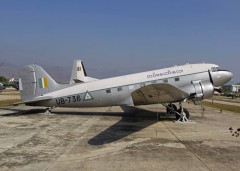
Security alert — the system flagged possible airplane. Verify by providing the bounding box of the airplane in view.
[69,59,98,84]
[17,62,233,122]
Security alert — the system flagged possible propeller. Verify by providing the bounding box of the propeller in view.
[208,70,222,94]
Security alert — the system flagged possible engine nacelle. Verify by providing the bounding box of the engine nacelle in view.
[181,81,214,102]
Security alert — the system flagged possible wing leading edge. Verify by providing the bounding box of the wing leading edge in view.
[131,83,189,106]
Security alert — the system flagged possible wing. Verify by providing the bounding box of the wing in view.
[131,83,189,105]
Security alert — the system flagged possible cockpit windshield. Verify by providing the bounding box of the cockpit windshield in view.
[211,67,221,72]
[210,67,229,72]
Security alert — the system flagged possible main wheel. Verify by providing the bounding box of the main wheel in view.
[166,104,177,114]
[176,108,190,121]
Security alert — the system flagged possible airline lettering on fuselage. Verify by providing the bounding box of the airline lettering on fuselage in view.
[147,69,183,79]
[84,91,93,101]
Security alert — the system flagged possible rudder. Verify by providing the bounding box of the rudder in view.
[19,65,59,102]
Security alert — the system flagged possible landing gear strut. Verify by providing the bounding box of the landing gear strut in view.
[163,102,190,122]
[43,106,55,114]
[166,103,177,114]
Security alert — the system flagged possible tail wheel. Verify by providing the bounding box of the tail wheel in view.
[176,108,190,120]
[166,104,177,114]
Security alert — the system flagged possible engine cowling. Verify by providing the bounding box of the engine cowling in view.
[182,81,214,102]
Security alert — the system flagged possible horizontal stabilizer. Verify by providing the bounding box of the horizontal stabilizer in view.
[73,79,84,83]
[12,96,53,106]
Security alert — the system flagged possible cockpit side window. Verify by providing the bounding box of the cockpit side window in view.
[211,67,220,72]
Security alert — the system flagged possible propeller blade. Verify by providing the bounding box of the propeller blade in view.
[208,70,214,85]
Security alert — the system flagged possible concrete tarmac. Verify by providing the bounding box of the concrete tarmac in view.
[0,103,240,171]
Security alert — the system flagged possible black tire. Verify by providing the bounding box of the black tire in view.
[166,104,177,114]
[175,110,180,120]
[176,108,190,121]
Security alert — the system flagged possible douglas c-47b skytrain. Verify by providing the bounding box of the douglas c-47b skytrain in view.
[17,61,233,122]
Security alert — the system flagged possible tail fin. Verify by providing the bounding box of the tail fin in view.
[19,65,59,101]
[70,59,88,84]
[69,59,98,84]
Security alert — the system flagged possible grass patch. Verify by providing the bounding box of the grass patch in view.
[211,97,240,104]
[213,99,240,104]
[0,99,21,107]
[202,101,240,114]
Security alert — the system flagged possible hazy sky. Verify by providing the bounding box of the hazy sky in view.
[0,0,240,81]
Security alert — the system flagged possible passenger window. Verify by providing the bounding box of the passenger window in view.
[106,89,111,93]
[128,85,134,90]
[117,87,122,91]
[175,77,180,82]
[151,80,157,84]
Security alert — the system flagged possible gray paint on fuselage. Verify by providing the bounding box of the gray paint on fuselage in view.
[38,70,210,107]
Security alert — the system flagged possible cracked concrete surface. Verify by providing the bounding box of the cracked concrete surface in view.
[0,103,239,171]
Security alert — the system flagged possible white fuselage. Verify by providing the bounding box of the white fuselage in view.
[35,63,220,107]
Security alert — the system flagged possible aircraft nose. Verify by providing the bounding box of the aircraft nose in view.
[222,70,233,83]
[211,70,233,87]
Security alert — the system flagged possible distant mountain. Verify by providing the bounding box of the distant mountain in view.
[0,62,19,79]
[0,62,71,83]
[0,62,150,83]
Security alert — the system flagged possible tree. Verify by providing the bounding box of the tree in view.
[0,76,8,82]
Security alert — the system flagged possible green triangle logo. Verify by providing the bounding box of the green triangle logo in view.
[84,91,93,101]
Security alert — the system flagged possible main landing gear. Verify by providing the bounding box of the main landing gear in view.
[43,106,56,114]
[163,102,190,122]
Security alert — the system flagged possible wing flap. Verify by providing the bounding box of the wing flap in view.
[131,83,189,105]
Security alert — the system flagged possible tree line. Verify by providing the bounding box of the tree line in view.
[0,76,8,82]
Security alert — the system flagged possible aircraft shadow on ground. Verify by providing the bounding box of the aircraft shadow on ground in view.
[0,106,175,145]
[0,107,47,116]
[87,106,175,145]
